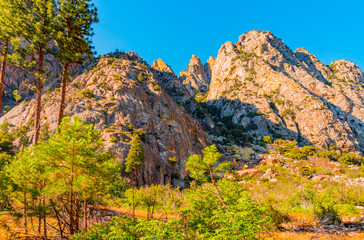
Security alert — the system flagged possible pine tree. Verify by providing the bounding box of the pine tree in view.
[6,147,49,237]
[125,132,144,187]
[54,0,98,126]
[11,0,57,144]
[0,0,21,112]
[186,145,231,212]
[7,116,120,237]
[38,116,119,235]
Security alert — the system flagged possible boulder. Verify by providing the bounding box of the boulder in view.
[237,169,263,178]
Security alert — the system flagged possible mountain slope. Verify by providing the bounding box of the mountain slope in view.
[204,30,364,152]
[0,52,209,186]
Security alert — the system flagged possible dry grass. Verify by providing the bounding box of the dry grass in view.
[264,232,364,240]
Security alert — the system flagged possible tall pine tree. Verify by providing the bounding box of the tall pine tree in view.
[38,116,119,235]
[11,0,57,144]
[125,131,145,187]
[54,0,98,126]
[0,0,21,112]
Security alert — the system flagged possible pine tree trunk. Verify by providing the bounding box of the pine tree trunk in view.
[43,198,47,240]
[38,198,42,235]
[69,169,74,235]
[209,167,229,212]
[75,195,79,232]
[57,63,70,126]
[33,49,44,145]
[83,199,88,230]
[0,41,8,113]
[135,167,139,188]
[24,190,27,234]
[51,200,63,238]
[132,187,135,219]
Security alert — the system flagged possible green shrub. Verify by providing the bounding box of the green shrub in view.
[339,152,363,165]
[314,203,341,225]
[274,139,297,154]
[86,102,92,110]
[110,136,117,143]
[299,167,316,176]
[138,72,148,82]
[113,74,121,81]
[153,85,161,92]
[194,92,208,103]
[82,89,94,98]
[248,67,256,75]
[318,150,340,161]
[262,136,272,144]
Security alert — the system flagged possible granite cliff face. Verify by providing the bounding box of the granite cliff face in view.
[0,52,209,186]
[2,30,364,186]
[205,30,364,152]
[1,54,87,112]
[151,58,190,102]
[179,55,212,96]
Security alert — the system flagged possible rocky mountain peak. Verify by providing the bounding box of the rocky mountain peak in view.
[204,56,215,80]
[329,60,364,84]
[179,55,210,96]
[152,58,174,74]
[294,48,320,64]
[206,30,364,153]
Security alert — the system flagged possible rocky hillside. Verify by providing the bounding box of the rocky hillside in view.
[201,30,364,153]
[2,30,364,185]
[1,54,86,112]
[0,52,209,186]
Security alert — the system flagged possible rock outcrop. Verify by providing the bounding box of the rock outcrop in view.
[0,52,209,186]
[179,55,212,96]
[152,58,190,102]
[205,30,364,152]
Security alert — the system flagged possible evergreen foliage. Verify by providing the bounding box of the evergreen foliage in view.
[5,116,120,237]
[72,179,274,240]
[54,0,98,126]
[186,145,231,212]
[125,131,144,187]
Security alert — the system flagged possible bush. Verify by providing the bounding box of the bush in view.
[73,180,278,240]
[339,152,363,165]
[153,85,161,92]
[318,150,340,161]
[274,139,296,153]
[299,167,316,176]
[314,204,341,225]
[71,217,186,240]
[194,92,208,103]
[262,136,272,144]
[82,89,94,98]
[110,136,117,143]
[138,72,148,82]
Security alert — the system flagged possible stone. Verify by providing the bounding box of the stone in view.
[312,175,326,182]
[237,169,263,178]
[261,168,275,180]
[266,158,281,166]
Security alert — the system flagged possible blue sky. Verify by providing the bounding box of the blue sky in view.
[92,0,364,74]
